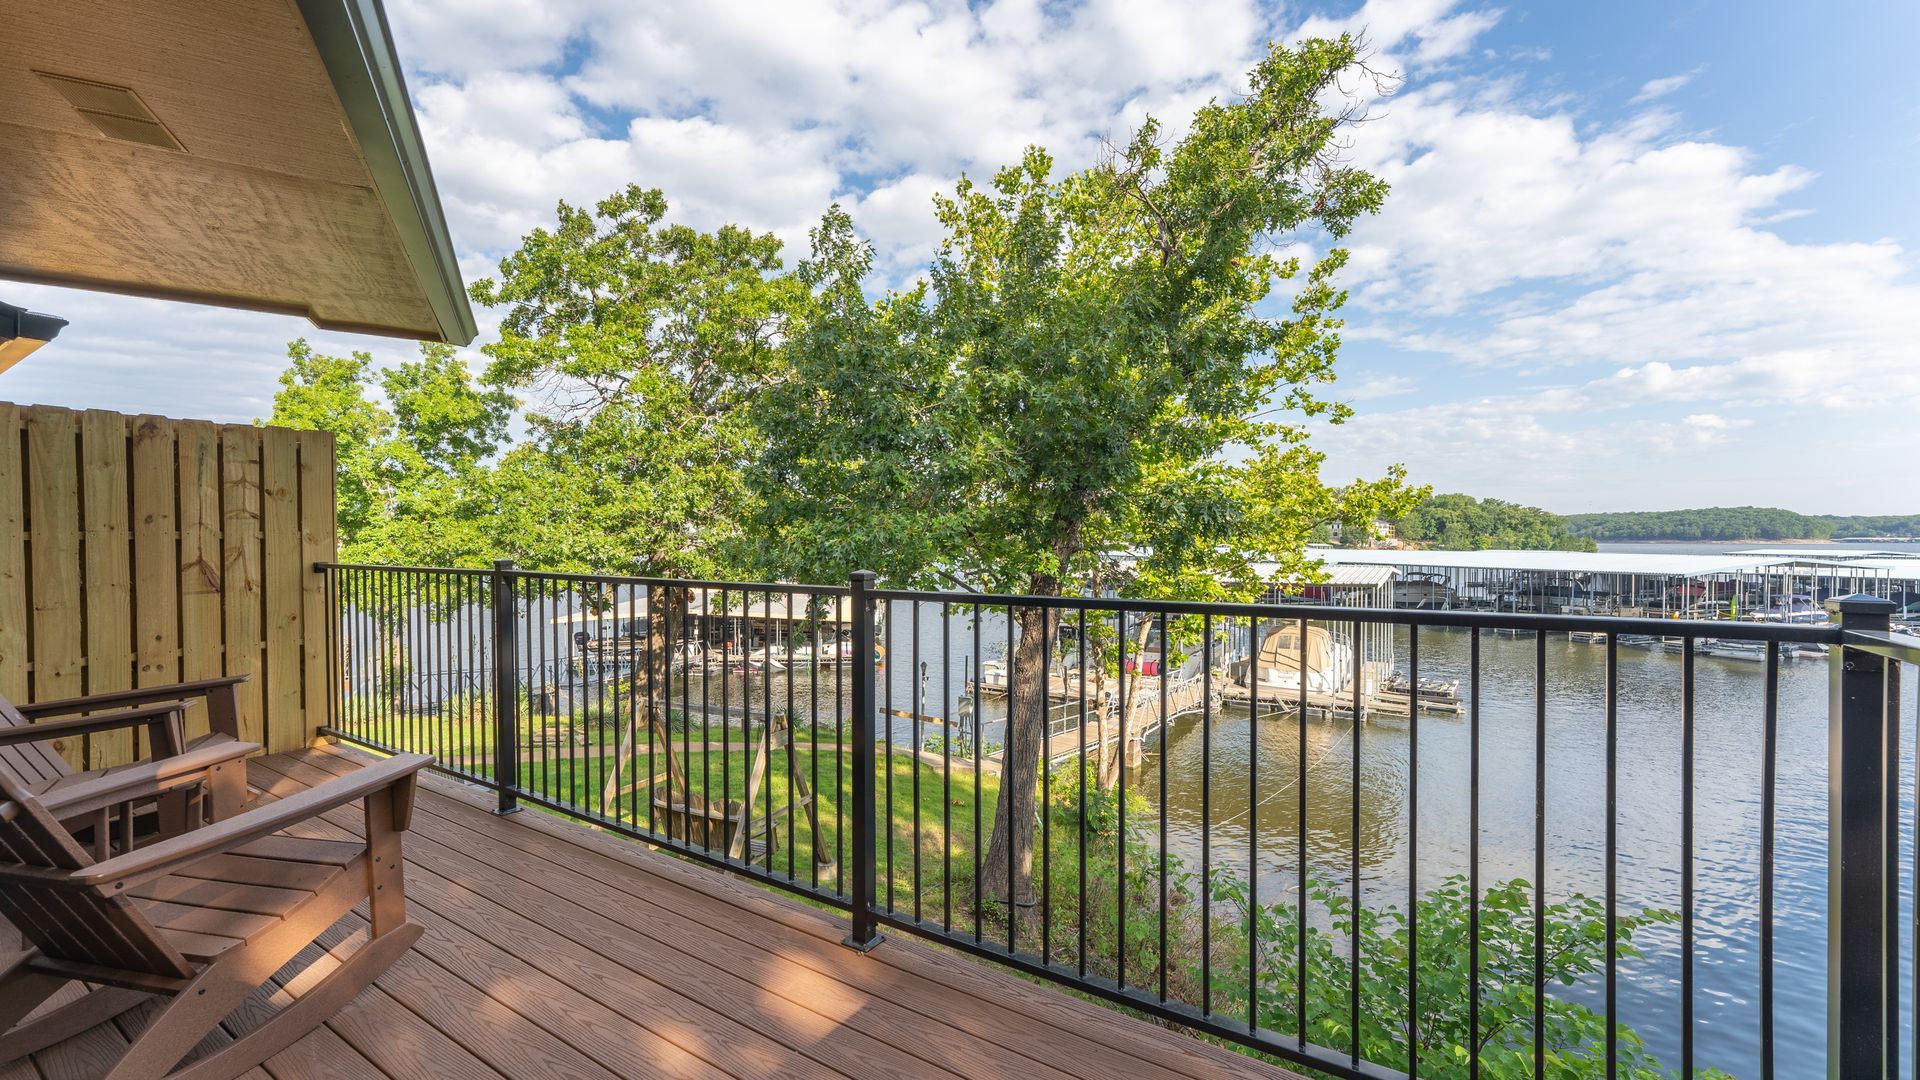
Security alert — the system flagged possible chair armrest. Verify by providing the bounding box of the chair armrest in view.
[20,676,248,740]
[0,701,194,750]
[37,735,259,820]
[75,752,433,891]
[18,676,249,718]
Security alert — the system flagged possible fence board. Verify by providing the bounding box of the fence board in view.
[0,404,25,704]
[131,415,179,689]
[297,429,335,738]
[81,409,133,768]
[262,426,303,754]
[177,418,223,743]
[26,408,83,766]
[0,404,333,766]
[221,425,265,748]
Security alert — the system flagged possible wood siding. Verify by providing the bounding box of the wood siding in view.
[0,403,335,765]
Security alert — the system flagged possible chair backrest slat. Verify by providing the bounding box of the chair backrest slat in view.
[0,776,194,979]
[0,695,75,787]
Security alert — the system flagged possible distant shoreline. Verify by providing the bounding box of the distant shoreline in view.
[1600,538,1838,546]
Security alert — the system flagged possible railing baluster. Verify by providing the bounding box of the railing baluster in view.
[844,570,881,951]
[1296,614,1308,1048]
[1469,626,1481,1080]
[1249,614,1261,1034]
[1202,612,1214,1017]
[1534,628,1547,1079]
[1683,635,1695,1078]
[491,559,519,814]
[1407,623,1419,1077]
[1077,606,1088,981]
[1606,632,1619,1079]
[1761,639,1778,1080]
[1350,617,1361,1065]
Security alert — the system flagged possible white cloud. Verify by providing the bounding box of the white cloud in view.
[1632,70,1698,104]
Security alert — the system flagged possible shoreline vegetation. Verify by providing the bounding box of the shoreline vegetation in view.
[1378,498,1920,549]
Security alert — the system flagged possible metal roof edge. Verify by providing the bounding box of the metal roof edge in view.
[295,0,477,346]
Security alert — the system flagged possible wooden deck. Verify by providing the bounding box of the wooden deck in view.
[8,743,1300,1079]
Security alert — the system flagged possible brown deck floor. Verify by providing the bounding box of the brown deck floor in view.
[9,743,1300,1079]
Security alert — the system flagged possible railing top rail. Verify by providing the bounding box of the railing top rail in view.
[316,562,853,597]
[1841,628,1920,665]
[866,587,1848,642]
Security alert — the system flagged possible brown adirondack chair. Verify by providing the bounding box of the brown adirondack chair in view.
[0,677,261,856]
[0,751,431,1079]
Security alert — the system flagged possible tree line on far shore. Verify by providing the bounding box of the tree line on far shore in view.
[1562,507,1920,542]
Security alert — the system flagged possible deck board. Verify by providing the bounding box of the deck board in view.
[15,744,1300,1080]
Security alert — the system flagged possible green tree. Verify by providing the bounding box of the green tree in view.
[1396,494,1595,552]
[751,36,1419,902]
[470,185,803,578]
[261,338,509,565]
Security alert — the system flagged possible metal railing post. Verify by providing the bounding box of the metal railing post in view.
[844,570,884,952]
[492,559,522,815]
[1828,593,1898,1079]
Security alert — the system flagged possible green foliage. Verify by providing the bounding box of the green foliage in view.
[1563,506,1833,542]
[471,185,806,577]
[749,36,1419,602]
[1206,874,1726,1078]
[262,339,509,565]
[1565,507,1920,542]
[1396,494,1596,552]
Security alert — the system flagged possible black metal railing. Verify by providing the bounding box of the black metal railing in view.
[317,560,1920,1080]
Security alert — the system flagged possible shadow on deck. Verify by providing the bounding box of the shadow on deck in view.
[9,743,1299,1079]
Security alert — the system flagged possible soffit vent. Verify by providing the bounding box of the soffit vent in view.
[34,72,186,152]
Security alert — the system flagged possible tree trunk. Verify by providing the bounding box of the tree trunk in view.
[980,601,1059,905]
[644,585,689,792]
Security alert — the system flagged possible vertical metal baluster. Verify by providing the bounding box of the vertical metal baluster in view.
[1885,657,1902,1080]
[837,594,847,893]
[913,599,923,917]
[788,592,798,882]
[1007,604,1017,953]
[644,583,656,837]
[812,599,824,891]
[1606,632,1619,1079]
[1682,635,1696,1077]
[680,583,693,848]
[1407,623,1419,1076]
[764,592,776,874]
[886,599,896,910]
[942,601,952,928]
[1158,612,1169,1003]
[1761,639,1778,1080]
[1041,605,1052,961]
[1534,629,1547,1080]
[1203,612,1214,1017]
[1078,606,1089,980]
[1116,606,1128,991]
[1350,617,1362,1065]
[1297,615,1309,1047]
[974,604,983,942]
[1469,628,1481,1080]
[721,588,731,858]
[1250,614,1261,1034]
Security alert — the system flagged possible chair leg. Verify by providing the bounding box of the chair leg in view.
[165,922,422,1080]
[0,962,67,1039]
[0,984,148,1062]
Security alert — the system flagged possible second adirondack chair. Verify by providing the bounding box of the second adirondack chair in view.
[0,676,261,856]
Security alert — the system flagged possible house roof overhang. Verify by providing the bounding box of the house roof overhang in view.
[0,0,475,348]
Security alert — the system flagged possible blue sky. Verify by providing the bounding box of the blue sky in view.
[6,0,1917,514]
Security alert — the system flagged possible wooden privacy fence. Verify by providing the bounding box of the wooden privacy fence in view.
[0,403,335,767]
